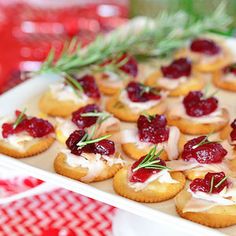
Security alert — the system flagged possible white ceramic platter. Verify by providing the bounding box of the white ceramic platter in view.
[1,20,236,236]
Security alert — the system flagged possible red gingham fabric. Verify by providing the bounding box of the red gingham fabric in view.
[0,187,115,236]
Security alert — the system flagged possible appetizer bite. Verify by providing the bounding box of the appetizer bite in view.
[175,172,236,228]
[213,63,236,91]
[56,104,120,144]
[113,147,186,203]
[54,130,124,183]
[167,135,235,180]
[95,54,138,96]
[0,109,55,158]
[146,58,204,96]
[121,114,184,160]
[39,74,101,117]
[167,90,229,134]
[176,38,231,73]
[106,81,167,122]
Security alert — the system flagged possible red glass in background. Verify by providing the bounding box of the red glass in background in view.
[0,1,128,93]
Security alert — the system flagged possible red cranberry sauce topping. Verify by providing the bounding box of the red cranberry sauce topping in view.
[223,63,236,76]
[190,38,221,56]
[230,119,236,141]
[161,58,192,79]
[126,82,161,102]
[190,172,229,194]
[118,54,138,77]
[137,115,169,144]
[2,110,54,138]
[182,136,227,164]
[72,104,100,129]
[75,75,100,99]
[183,91,218,117]
[129,155,166,183]
[66,130,115,156]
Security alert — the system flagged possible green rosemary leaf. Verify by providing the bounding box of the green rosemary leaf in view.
[13,108,27,129]
[64,79,81,98]
[215,176,228,188]
[65,74,83,93]
[77,134,111,147]
[209,176,215,194]
[80,112,108,117]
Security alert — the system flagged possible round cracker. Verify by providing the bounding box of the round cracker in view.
[166,108,229,135]
[212,70,236,92]
[175,190,236,228]
[145,70,205,97]
[39,91,97,117]
[54,152,122,183]
[0,136,55,158]
[106,95,167,122]
[113,167,186,203]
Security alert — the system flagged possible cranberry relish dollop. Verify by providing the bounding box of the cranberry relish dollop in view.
[190,172,229,194]
[183,91,218,117]
[66,130,115,156]
[129,155,167,183]
[72,104,101,129]
[137,115,169,144]
[2,110,54,138]
[182,136,227,164]
[161,58,192,79]
[230,119,236,141]
[126,82,161,102]
[190,38,221,56]
[74,74,100,99]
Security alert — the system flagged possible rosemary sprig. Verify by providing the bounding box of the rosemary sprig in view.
[140,84,160,96]
[77,134,111,148]
[38,3,231,76]
[13,108,27,129]
[65,74,83,93]
[142,112,155,122]
[209,176,215,194]
[192,134,221,149]
[209,175,228,194]
[133,147,171,172]
[81,112,109,118]
[215,176,228,188]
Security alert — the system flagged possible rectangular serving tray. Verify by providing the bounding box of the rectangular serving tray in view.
[1,19,236,236]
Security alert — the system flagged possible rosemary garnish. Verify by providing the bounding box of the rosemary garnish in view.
[209,176,215,194]
[140,84,160,96]
[215,176,228,188]
[142,112,155,122]
[77,134,111,148]
[133,146,171,172]
[209,175,228,194]
[38,3,231,76]
[13,108,27,129]
[192,134,221,149]
[65,74,83,93]
[81,112,109,118]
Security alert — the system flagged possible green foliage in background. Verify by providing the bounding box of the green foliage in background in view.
[130,0,236,29]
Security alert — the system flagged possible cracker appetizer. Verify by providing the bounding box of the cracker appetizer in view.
[39,74,101,117]
[95,54,138,96]
[176,172,236,228]
[56,104,120,144]
[175,38,231,73]
[106,81,167,122]
[146,58,204,96]
[167,135,235,180]
[121,114,184,160]
[0,109,55,158]
[54,130,124,183]
[113,147,186,203]
[167,90,229,135]
[213,63,236,92]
